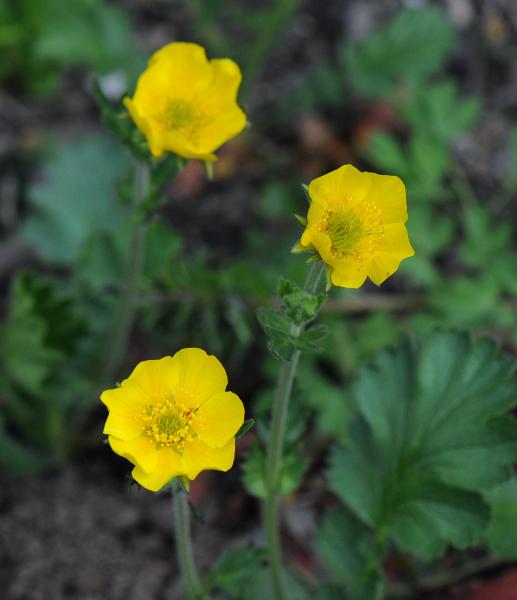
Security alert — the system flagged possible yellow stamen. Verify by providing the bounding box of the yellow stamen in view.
[143,396,196,454]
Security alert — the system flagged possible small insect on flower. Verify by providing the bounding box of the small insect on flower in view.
[294,164,414,288]
[101,349,245,492]
[123,42,247,161]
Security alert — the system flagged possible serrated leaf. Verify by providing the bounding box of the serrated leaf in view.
[485,479,517,558]
[242,442,305,498]
[295,324,329,354]
[22,135,128,264]
[257,307,294,360]
[343,6,455,98]
[210,545,267,595]
[278,278,325,326]
[402,81,481,143]
[364,132,409,178]
[297,360,352,438]
[316,508,384,600]
[328,331,517,559]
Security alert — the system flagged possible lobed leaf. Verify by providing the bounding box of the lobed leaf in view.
[328,331,517,559]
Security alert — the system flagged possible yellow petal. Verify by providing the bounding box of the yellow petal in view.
[123,98,164,158]
[367,223,414,285]
[191,107,247,154]
[330,263,368,288]
[305,199,327,229]
[101,382,146,440]
[125,356,182,401]
[197,58,243,112]
[149,126,216,161]
[182,438,235,480]
[173,348,228,407]
[367,253,404,286]
[148,42,212,98]
[364,173,408,224]
[192,391,244,448]
[379,223,415,258]
[108,435,158,474]
[308,165,371,210]
[103,409,144,440]
[132,447,184,492]
[301,229,333,264]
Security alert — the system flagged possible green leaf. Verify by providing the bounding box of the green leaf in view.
[242,442,267,498]
[236,418,255,440]
[316,508,384,600]
[402,81,481,143]
[328,331,517,559]
[210,545,266,596]
[0,275,64,394]
[295,324,329,354]
[242,442,305,498]
[407,133,449,202]
[459,205,517,294]
[34,0,134,74]
[344,6,455,98]
[0,415,50,474]
[257,307,294,360]
[364,132,409,178]
[278,278,326,326]
[297,360,352,438]
[22,135,128,264]
[485,479,517,558]
[429,276,501,325]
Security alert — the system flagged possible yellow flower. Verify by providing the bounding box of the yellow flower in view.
[295,164,414,288]
[101,348,245,491]
[123,42,246,160]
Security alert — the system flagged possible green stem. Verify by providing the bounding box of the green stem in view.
[264,262,325,600]
[103,161,149,379]
[173,490,205,600]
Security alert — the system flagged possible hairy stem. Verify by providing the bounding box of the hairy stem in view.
[264,262,325,600]
[103,160,149,379]
[173,490,205,600]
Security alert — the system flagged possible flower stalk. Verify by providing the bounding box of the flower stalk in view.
[264,262,325,600]
[173,489,205,600]
[103,160,149,379]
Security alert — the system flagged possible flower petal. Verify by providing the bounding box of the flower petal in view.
[132,447,184,492]
[101,382,146,440]
[367,253,405,286]
[148,42,212,98]
[125,356,182,401]
[173,348,228,407]
[191,107,247,155]
[308,165,371,210]
[331,263,368,288]
[380,223,415,258]
[198,58,243,111]
[364,173,408,224]
[182,438,235,480]
[302,229,333,263]
[192,392,244,448]
[108,435,158,474]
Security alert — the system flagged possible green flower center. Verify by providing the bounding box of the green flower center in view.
[326,210,364,255]
[165,100,197,129]
[144,397,195,453]
[158,411,185,436]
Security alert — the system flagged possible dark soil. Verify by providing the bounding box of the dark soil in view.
[0,451,262,600]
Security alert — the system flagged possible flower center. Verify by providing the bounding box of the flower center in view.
[321,200,384,260]
[144,397,195,454]
[165,100,197,129]
[326,210,364,255]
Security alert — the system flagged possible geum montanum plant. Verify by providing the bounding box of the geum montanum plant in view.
[97,35,517,600]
